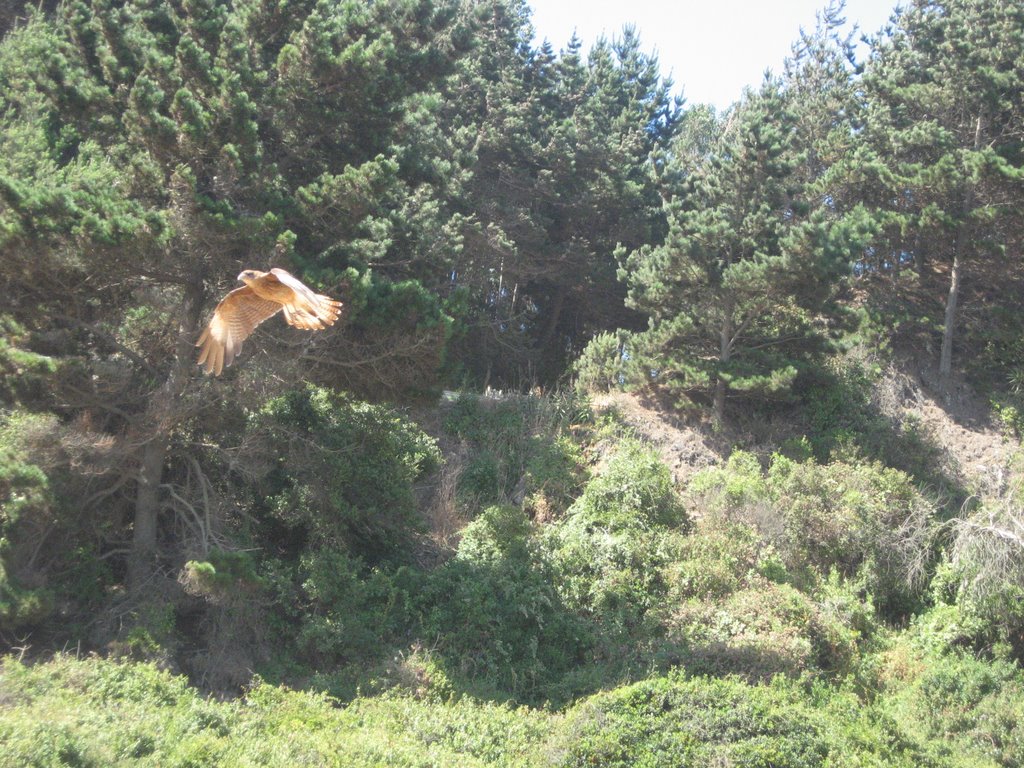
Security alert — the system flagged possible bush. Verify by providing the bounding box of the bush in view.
[872,629,1024,768]
[568,440,687,531]
[0,655,552,767]
[574,330,630,392]
[946,487,1024,657]
[542,443,688,658]
[294,550,414,671]
[443,393,589,513]
[246,385,440,559]
[687,451,936,617]
[549,671,920,767]
[0,411,104,631]
[801,355,947,491]
[418,506,588,704]
[546,516,682,651]
[665,519,770,600]
[665,580,863,680]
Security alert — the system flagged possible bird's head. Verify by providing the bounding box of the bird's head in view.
[237,269,261,285]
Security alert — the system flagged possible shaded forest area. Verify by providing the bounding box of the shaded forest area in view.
[1,0,1023,765]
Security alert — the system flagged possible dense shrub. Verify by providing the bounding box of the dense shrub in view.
[665,519,767,599]
[294,550,415,670]
[945,487,1024,657]
[0,411,112,633]
[2,651,1020,768]
[0,655,551,767]
[687,451,935,617]
[801,355,949,492]
[665,580,863,679]
[872,626,1024,768]
[567,440,687,531]
[549,671,921,768]
[542,442,687,657]
[418,506,588,704]
[246,385,440,559]
[655,513,879,680]
[443,393,589,515]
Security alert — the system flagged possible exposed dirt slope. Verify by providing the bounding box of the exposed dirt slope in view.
[879,363,1018,494]
[593,364,1019,495]
[591,392,726,485]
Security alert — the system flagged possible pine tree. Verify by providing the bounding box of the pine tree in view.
[860,0,1024,378]
[613,81,856,426]
[0,0,468,587]
[444,10,680,385]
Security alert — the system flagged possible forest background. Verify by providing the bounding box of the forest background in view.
[1,0,1023,765]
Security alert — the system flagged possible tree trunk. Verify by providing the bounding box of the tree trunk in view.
[714,297,733,428]
[127,433,168,587]
[939,190,973,378]
[938,243,962,378]
[940,114,983,379]
[537,283,567,380]
[127,280,204,589]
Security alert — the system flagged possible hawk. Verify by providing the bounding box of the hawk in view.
[196,268,343,376]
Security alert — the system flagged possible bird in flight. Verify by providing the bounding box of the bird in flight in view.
[196,268,343,375]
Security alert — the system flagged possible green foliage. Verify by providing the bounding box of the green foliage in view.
[565,440,686,531]
[294,549,413,671]
[446,16,680,383]
[0,655,550,767]
[551,671,921,767]
[181,550,264,602]
[992,396,1024,439]
[542,442,687,653]
[666,520,765,599]
[667,580,863,680]
[869,619,1024,768]
[443,393,589,514]
[0,316,56,406]
[0,3,1022,766]
[419,505,587,704]
[802,353,949,491]
[945,486,1024,656]
[657,513,877,681]
[859,0,1024,375]
[248,385,439,558]
[0,411,58,630]
[573,331,628,393]
[612,79,860,422]
[688,451,936,617]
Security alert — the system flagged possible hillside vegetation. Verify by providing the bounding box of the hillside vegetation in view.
[1,0,1023,765]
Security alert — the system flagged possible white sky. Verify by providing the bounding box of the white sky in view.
[528,0,901,109]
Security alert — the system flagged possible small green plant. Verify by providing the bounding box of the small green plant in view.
[568,440,687,531]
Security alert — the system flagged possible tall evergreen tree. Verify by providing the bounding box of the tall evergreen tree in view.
[860,0,1024,378]
[607,81,858,426]
[0,0,468,587]
[442,7,680,385]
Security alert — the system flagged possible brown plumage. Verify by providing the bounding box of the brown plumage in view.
[196,268,343,375]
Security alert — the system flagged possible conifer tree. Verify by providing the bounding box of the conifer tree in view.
[445,10,679,384]
[0,0,468,586]
[613,81,856,426]
[860,0,1024,378]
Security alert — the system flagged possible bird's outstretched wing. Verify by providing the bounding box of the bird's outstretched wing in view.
[196,286,282,375]
[270,268,343,330]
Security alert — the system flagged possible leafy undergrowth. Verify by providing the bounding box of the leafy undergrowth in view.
[2,646,1021,768]
[0,655,549,768]
[3,389,1022,766]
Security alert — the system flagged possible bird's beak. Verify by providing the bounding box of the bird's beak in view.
[237,272,248,282]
